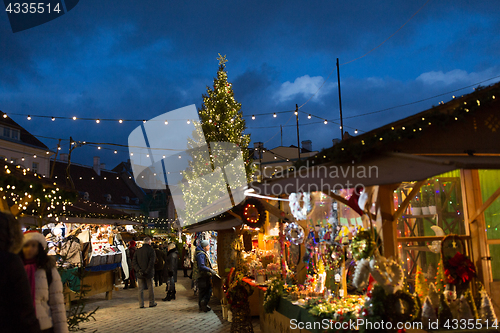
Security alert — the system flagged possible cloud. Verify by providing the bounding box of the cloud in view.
[276,75,336,103]
[416,67,499,86]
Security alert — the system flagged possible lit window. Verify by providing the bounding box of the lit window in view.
[32,162,39,172]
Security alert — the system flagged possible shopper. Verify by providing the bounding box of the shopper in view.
[153,244,166,287]
[162,243,178,301]
[182,243,192,278]
[0,212,41,333]
[132,237,157,308]
[20,231,69,333]
[127,241,137,289]
[193,240,217,312]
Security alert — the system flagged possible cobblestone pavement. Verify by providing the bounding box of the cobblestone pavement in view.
[79,275,261,333]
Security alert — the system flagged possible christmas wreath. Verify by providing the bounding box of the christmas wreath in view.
[351,229,376,260]
[288,192,312,221]
[242,198,265,229]
[285,222,305,245]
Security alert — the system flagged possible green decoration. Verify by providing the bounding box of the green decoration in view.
[415,265,429,300]
[413,293,422,323]
[435,259,446,293]
[263,278,284,314]
[351,229,379,261]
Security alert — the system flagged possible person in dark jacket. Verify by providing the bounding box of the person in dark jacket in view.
[153,244,166,287]
[127,241,137,288]
[192,240,217,312]
[132,237,156,308]
[182,243,192,278]
[0,211,41,333]
[162,243,179,301]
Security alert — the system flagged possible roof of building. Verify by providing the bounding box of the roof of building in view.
[0,111,49,150]
[51,160,141,206]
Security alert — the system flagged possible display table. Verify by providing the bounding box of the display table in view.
[63,266,117,309]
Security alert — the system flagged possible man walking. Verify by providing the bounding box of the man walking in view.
[193,240,217,312]
[132,237,157,308]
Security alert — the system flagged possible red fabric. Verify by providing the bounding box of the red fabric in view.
[346,187,364,216]
[242,277,268,291]
[23,258,37,314]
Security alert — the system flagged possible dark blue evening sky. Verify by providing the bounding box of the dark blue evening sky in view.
[0,0,499,168]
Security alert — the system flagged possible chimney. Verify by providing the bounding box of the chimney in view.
[332,138,341,146]
[301,140,312,152]
[60,153,68,162]
[253,142,263,159]
[93,156,101,176]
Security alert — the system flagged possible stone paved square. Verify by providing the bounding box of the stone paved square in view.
[79,275,261,333]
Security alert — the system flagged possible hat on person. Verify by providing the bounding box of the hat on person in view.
[168,243,176,251]
[23,230,47,250]
[200,240,209,248]
[130,240,136,247]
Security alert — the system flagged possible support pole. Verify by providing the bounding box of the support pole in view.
[337,58,344,139]
[295,104,301,161]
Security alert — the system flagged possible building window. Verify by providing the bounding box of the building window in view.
[3,127,10,138]
[32,162,39,172]
[11,129,19,140]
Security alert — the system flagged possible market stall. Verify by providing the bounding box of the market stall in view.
[239,83,500,333]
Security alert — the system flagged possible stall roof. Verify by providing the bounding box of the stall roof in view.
[183,216,242,232]
[251,82,500,195]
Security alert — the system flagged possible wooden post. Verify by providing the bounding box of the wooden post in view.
[378,184,399,258]
[461,169,489,292]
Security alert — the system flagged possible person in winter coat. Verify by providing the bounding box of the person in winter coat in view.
[182,243,192,278]
[20,231,68,333]
[132,237,156,308]
[0,212,41,333]
[162,243,178,301]
[153,244,166,287]
[192,240,217,312]
[126,240,137,289]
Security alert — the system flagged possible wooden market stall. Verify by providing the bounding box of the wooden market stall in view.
[246,82,500,332]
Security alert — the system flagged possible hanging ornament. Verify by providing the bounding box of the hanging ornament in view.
[288,192,312,221]
[285,222,305,245]
[346,186,365,216]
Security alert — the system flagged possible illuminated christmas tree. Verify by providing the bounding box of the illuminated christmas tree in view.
[180,55,253,224]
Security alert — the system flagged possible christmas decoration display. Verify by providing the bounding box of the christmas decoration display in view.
[288,192,311,221]
[307,295,365,324]
[285,222,305,245]
[223,267,254,333]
